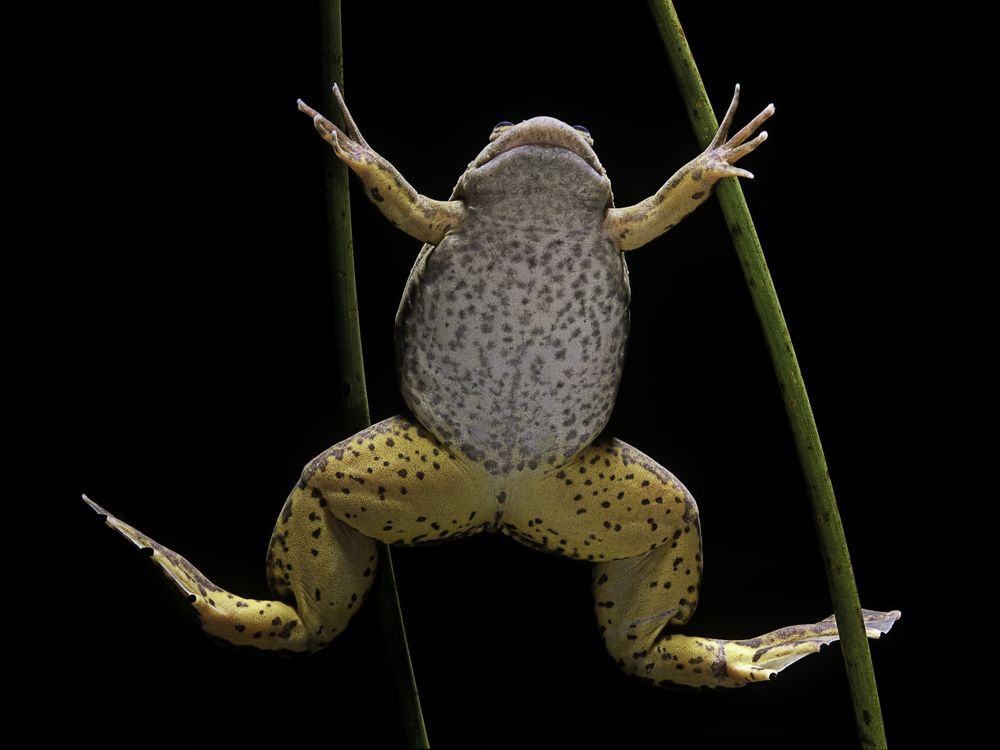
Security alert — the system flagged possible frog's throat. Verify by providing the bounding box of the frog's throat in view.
[471,116,606,177]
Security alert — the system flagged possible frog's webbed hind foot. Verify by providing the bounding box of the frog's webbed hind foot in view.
[83,495,310,650]
[297,85,464,244]
[719,609,902,684]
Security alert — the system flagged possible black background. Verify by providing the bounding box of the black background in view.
[40,1,934,747]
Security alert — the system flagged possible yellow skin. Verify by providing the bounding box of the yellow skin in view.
[86,85,899,688]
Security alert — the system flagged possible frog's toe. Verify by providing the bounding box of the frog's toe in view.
[813,608,902,640]
[298,90,372,168]
[298,101,350,155]
[861,608,903,637]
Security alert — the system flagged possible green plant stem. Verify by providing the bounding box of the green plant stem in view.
[647,2,888,747]
[319,2,429,746]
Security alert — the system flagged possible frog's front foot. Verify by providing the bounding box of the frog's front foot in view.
[606,84,774,251]
[298,85,464,244]
[297,87,372,169]
[702,83,774,181]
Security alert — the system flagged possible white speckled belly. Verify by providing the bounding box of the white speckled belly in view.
[395,196,630,475]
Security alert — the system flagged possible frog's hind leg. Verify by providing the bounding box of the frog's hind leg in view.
[595,543,900,689]
[559,437,902,688]
[85,414,491,652]
[83,485,375,652]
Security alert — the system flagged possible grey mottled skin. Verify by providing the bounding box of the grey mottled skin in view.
[396,143,629,475]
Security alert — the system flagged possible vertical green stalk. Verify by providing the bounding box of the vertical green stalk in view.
[319,2,429,746]
[646,2,888,747]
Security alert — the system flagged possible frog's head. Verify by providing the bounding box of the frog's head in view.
[454,116,613,210]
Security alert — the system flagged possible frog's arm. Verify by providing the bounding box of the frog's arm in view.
[299,86,465,245]
[605,85,773,252]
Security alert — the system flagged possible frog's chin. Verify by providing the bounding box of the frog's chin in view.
[477,143,602,176]
[470,116,606,177]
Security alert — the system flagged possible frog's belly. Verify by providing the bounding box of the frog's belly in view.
[395,226,630,476]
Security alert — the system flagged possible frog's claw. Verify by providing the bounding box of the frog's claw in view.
[298,86,465,245]
[605,83,773,252]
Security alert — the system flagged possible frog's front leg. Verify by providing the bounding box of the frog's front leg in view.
[605,84,774,251]
[85,415,493,651]
[298,86,465,244]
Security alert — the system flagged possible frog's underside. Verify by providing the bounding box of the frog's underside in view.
[86,85,899,689]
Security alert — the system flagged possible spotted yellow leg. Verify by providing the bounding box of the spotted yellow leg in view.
[501,434,900,688]
[592,499,901,688]
[83,492,374,651]
[84,415,494,652]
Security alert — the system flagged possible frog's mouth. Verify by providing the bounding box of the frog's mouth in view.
[470,116,606,177]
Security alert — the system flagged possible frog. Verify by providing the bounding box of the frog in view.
[84,83,899,688]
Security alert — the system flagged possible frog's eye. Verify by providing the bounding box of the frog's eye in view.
[489,121,514,141]
[573,124,595,145]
